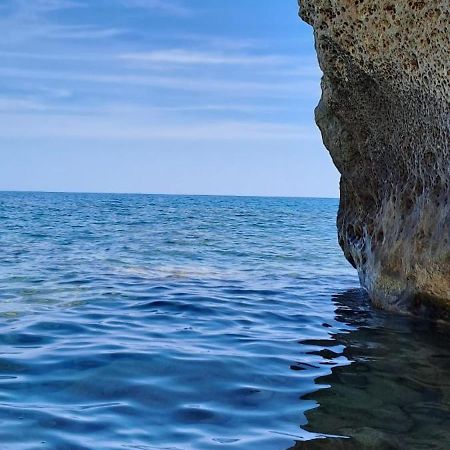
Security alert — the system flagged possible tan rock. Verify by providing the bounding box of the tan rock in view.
[299,0,450,317]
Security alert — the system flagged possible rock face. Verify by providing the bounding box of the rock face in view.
[299,0,450,317]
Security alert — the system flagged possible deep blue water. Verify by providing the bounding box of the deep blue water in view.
[0,192,448,450]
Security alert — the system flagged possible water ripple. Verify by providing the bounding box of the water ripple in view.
[0,193,447,449]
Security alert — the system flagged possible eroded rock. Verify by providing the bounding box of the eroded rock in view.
[299,0,450,317]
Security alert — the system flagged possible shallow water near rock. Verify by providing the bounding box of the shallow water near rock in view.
[0,192,448,449]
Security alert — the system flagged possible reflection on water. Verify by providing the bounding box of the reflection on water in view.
[294,289,450,450]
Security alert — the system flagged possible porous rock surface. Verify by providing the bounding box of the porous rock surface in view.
[299,0,450,317]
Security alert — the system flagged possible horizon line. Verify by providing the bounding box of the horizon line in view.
[0,189,339,200]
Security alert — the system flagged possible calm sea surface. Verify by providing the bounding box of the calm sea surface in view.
[0,192,448,450]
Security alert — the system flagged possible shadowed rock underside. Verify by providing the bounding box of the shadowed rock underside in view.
[299,0,450,318]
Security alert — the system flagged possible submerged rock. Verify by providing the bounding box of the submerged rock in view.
[299,0,450,317]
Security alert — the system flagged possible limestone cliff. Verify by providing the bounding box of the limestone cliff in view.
[299,0,450,317]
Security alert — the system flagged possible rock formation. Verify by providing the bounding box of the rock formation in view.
[299,0,450,317]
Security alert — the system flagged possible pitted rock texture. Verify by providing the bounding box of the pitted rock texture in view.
[299,0,450,317]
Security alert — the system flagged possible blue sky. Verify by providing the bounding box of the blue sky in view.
[0,0,338,197]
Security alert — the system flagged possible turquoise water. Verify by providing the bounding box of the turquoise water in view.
[0,192,448,449]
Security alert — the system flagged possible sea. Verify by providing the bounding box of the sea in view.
[0,192,448,450]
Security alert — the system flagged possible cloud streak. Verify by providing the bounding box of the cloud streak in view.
[119,49,290,66]
[0,67,319,98]
[0,0,322,146]
[13,0,82,12]
[48,25,125,39]
[117,0,192,16]
[0,97,47,112]
[0,0,126,43]
[0,112,320,141]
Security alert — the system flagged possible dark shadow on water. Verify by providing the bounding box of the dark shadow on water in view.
[291,289,450,450]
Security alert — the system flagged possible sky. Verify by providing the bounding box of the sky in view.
[0,0,339,197]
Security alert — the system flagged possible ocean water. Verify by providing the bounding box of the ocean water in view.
[0,192,448,450]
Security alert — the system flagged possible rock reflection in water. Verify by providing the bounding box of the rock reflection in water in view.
[293,289,450,450]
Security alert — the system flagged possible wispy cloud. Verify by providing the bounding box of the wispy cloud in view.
[0,50,108,61]
[0,67,318,98]
[12,102,292,116]
[47,25,125,39]
[0,48,308,68]
[0,0,321,143]
[118,0,192,16]
[0,48,313,71]
[119,49,290,66]
[2,23,126,43]
[0,0,125,43]
[0,112,319,141]
[0,97,47,112]
[13,0,82,13]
